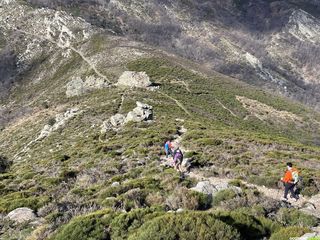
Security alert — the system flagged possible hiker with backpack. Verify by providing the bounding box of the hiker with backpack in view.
[164,140,173,159]
[173,147,183,172]
[280,162,299,201]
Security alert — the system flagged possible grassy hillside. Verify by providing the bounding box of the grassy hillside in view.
[1,56,320,239]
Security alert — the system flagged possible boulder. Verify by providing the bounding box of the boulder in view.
[66,77,86,97]
[190,181,217,195]
[110,114,125,127]
[101,102,153,134]
[6,208,37,224]
[125,102,153,123]
[117,71,152,88]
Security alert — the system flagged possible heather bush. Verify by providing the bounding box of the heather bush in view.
[128,211,241,240]
[270,226,311,240]
[51,209,117,240]
[276,208,318,227]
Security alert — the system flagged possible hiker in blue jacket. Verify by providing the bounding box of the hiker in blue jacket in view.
[164,140,173,159]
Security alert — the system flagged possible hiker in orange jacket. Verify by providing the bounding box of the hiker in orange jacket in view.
[281,162,299,201]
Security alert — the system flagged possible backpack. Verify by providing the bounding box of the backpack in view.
[174,150,183,161]
[291,169,300,184]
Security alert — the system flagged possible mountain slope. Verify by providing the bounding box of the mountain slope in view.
[24,0,320,110]
[1,1,320,240]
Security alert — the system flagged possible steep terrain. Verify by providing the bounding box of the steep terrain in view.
[1,1,320,240]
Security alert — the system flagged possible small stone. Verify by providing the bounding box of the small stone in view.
[111,182,120,187]
[176,208,184,213]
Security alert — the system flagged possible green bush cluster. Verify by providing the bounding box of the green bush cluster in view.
[214,210,280,239]
[51,209,116,240]
[212,189,237,206]
[276,208,318,227]
[129,212,241,240]
[270,226,311,240]
[51,208,283,240]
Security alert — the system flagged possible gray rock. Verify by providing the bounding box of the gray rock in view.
[6,208,37,224]
[117,71,152,88]
[303,202,316,210]
[181,158,191,169]
[214,182,229,191]
[66,77,86,97]
[125,102,153,123]
[111,182,120,187]
[100,120,113,134]
[66,76,109,97]
[230,186,242,194]
[110,114,125,127]
[37,108,81,140]
[190,181,218,195]
[101,102,153,133]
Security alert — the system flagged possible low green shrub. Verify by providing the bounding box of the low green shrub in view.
[270,226,311,240]
[301,186,319,197]
[166,187,211,210]
[0,155,12,173]
[308,237,320,240]
[196,138,223,146]
[128,211,241,240]
[276,208,318,227]
[48,117,56,126]
[110,208,164,240]
[212,189,237,206]
[214,210,276,239]
[0,194,50,213]
[51,209,117,240]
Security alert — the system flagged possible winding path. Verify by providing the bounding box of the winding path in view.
[160,123,320,219]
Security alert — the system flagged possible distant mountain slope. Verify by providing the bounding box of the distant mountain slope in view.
[24,0,320,110]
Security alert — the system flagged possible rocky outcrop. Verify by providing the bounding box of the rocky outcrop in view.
[6,208,37,224]
[190,179,240,196]
[66,76,109,97]
[125,102,153,123]
[37,108,81,140]
[117,71,152,88]
[101,102,153,133]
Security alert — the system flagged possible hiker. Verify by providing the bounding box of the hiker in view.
[280,162,299,201]
[173,148,184,172]
[164,140,173,159]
